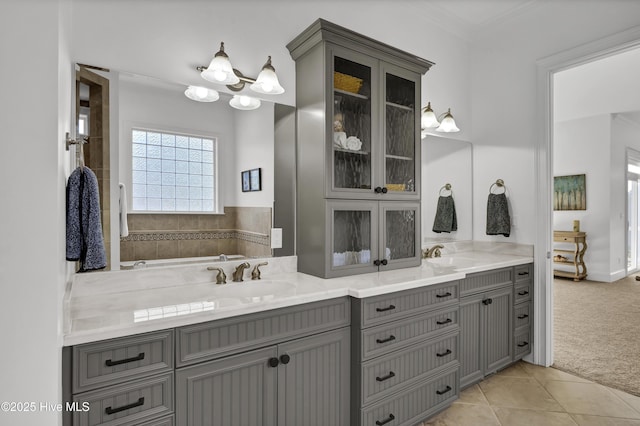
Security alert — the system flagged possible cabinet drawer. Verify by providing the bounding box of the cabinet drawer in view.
[361,307,458,360]
[359,281,458,327]
[361,367,458,426]
[73,330,174,393]
[177,297,350,366]
[361,331,458,406]
[515,264,533,282]
[460,268,512,296]
[515,282,532,303]
[73,372,173,426]
[514,331,531,359]
[514,303,531,329]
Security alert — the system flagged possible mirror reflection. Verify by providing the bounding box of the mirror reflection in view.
[421,136,473,243]
[75,65,472,271]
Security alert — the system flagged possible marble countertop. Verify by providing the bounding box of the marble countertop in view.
[63,250,533,346]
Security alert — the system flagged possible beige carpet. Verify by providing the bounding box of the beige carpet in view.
[553,275,640,396]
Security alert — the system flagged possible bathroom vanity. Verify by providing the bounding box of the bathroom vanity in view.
[62,252,533,426]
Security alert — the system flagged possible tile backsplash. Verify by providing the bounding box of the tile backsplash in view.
[120,206,271,262]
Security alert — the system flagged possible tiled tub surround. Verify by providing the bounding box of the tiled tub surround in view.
[120,206,272,262]
[64,248,532,346]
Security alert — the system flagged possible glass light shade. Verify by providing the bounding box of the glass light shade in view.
[229,95,261,110]
[201,42,240,85]
[435,109,460,133]
[184,85,219,102]
[421,102,440,129]
[250,56,285,95]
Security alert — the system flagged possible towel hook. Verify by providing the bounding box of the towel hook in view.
[489,179,506,194]
[439,183,453,197]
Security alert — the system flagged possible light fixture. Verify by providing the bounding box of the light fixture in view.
[421,103,460,133]
[196,42,285,109]
[201,42,240,85]
[184,85,219,102]
[250,56,285,95]
[435,109,460,133]
[229,95,261,110]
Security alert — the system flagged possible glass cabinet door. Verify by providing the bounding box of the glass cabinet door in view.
[331,53,375,195]
[383,66,419,196]
[328,201,378,276]
[380,201,420,268]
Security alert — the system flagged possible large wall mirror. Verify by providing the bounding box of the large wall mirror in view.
[74,64,472,271]
[421,136,473,244]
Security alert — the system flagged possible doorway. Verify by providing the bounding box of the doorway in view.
[627,148,640,273]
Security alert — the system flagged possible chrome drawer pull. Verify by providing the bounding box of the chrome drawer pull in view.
[517,314,529,319]
[436,385,452,395]
[105,352,145,367]
[436,318,452,325]
[436,349,452,357]
[436,292,452,298]
[376,335,396,344]
[376,304,396,312]
[376,413,395,425]
[517,341,529,347]
[375,371,396,382]
[105,397,144,415]
[518,290,529,296]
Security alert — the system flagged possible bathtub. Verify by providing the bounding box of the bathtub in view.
[120,254,246,270]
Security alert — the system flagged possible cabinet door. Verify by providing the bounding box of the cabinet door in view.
[277,328,350,426]
[330,47,378,198]
[484,286,513,374]
[175,347,278,426]
[379,201,421,270]
[381,63,421,200]
[327,200,379,277]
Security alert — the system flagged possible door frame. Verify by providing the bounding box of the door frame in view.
[535,26,640,366]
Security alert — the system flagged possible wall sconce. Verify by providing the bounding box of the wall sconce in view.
[421,102,460,133]
[192,41,285,109]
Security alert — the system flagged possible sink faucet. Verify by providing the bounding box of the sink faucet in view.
[423,244,444,258]
[207,267,227,284]
[251,262,268,280]
[232,262,251,282]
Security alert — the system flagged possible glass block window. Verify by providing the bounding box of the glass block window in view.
[131,129,217,212]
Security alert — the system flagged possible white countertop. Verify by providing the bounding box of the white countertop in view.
[63,251,532,346]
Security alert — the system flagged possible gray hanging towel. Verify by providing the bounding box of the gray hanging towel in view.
[66,166,107,271]
[486,193,511,237]
[432,195,457,233]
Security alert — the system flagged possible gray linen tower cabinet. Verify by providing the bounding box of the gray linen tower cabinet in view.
[287,19,433,278]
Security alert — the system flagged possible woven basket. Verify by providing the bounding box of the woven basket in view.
[334,72,363,94]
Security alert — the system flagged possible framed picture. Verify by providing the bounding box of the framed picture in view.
[554,174,586,210]
[241,170,250,192]
[249,168,262,191]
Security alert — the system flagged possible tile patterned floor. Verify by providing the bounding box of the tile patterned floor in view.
[422,362,640,425]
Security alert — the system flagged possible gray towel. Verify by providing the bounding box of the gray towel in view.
[432,195,457,233]
[486,193,510,237]
[66,166,107,271]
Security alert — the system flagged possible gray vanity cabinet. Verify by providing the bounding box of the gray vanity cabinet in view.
[287,19,432,279]
[513,263,533,360]
[351,281,460,426]
[175,328,350,426]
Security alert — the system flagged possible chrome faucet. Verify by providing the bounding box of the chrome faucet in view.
[133,260,147,269]
[232,262,251,282]
[423,244,444,258]
[207,267,227,284]
[251,262,268,280]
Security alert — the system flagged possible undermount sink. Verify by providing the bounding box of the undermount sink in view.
[211,280,296,298]
[425,256,477,269]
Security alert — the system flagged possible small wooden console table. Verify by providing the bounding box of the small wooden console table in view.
[553,231,587,281]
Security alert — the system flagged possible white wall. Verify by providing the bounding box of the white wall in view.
[0,1,71,425]
[554,115,612,281]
